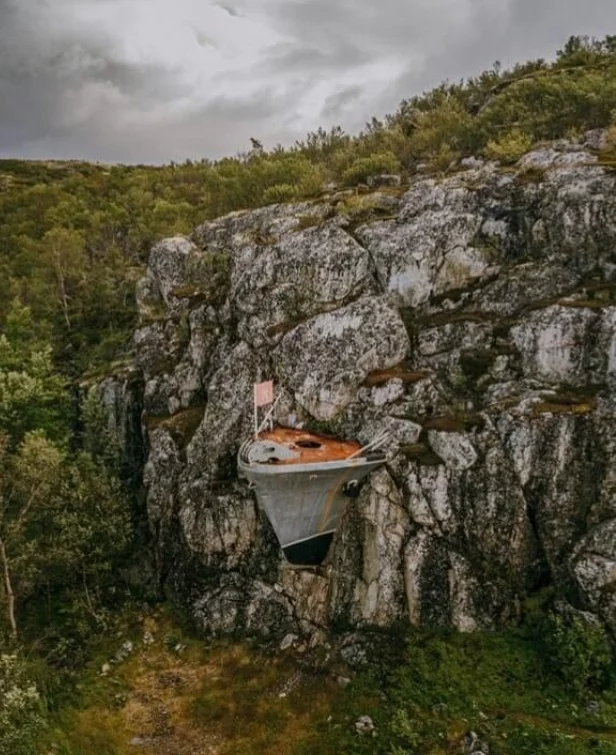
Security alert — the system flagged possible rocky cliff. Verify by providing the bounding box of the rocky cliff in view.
[111,133,616,645]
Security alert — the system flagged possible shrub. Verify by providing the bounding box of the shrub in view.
[185,249,232,306]
[295,163,328,198]
[262,183,297,205]
[542,611,613,694]
[428,142,459,172]
[484,128,534,164]
[341,153,400,186]
[0,654,45,755]
[602,123,616,152]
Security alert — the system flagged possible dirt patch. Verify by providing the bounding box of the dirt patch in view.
[61,612,346,755]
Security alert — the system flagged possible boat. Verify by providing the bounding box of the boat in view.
[238,423,391,566]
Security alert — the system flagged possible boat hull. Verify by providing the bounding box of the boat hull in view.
[283,532,334,566]
[238,455,385,565]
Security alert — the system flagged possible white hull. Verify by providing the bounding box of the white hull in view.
[238,451,385,564]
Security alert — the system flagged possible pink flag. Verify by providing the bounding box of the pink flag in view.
[254,380,274,408]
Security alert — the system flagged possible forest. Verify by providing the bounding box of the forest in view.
[1,34,616,754]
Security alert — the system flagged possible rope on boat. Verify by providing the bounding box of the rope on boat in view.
[255,388,289,437]
[346,429,393,460]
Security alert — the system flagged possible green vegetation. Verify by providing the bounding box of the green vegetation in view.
[0,300,134,753]
[1,33,616,754]
[0,653,45,755]
[26,606,616,755]
[1,35,615,377]
[302,621,616,755]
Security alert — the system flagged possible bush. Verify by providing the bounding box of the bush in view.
[484,128,534,164]
[0,654,45,755]
[262,183,297,205]
[295,163,328,198]
[427,142,459,172]
[341,153,400,186]
[542,611,613,694]
[185,248,232,306]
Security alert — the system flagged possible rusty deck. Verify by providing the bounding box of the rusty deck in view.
[256,428,361,465]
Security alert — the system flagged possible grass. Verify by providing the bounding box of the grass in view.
[531,389,599,417]
[399,442,443,466]
[144,405,206,448]
[364,363,431,387]
[190,646,344,755]
[422,412,487,432]
[42,607,355,755]
[532,401,595,416]
[313,629,616,755]
[40,607,616,755]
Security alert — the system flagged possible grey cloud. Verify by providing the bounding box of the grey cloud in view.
[194,29,218,49]
[1,0,616,163]
[8,87,305,165]
[264,0,487,58]
[215,3,241,18]
[259,40,367,75]
[0,0,194,159]
[327,0,616,134]
[321,86,365,121]
[0,51,187,153]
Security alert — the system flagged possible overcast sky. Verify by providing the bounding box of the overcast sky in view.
[0,0,614,165]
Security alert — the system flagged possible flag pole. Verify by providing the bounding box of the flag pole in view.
[256,389,284,436]
[253,385,259,438]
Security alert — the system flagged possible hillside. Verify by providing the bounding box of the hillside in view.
[1,34,616,755]
[1,34,616,376]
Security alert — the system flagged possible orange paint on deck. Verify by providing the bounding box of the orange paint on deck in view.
[257,427,361,465]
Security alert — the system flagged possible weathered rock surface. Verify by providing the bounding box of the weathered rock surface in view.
[124,138,616,642]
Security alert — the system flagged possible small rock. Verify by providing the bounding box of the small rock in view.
[365,192,401,211]
[586,700,601,715]
[366,174,402,189]
[143,630,155,646]
[130,736,147,747]
[355,715,375,735]
[101,663,111,676]
[336,675,351,687]
[340,643,368,667]
[114,640,134,663]
[584,128,609,151]
[280,633,298,651]
[464,730,490,754]
[461,156,485,170]
[309,631,326,649]
[427,431,478,471]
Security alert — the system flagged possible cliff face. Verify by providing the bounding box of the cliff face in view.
[118,135,616,644]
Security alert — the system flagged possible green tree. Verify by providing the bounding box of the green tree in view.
[0,432,63,635]
[40,227,86,331]
[0,432,131,640]
[0,328,71,448]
